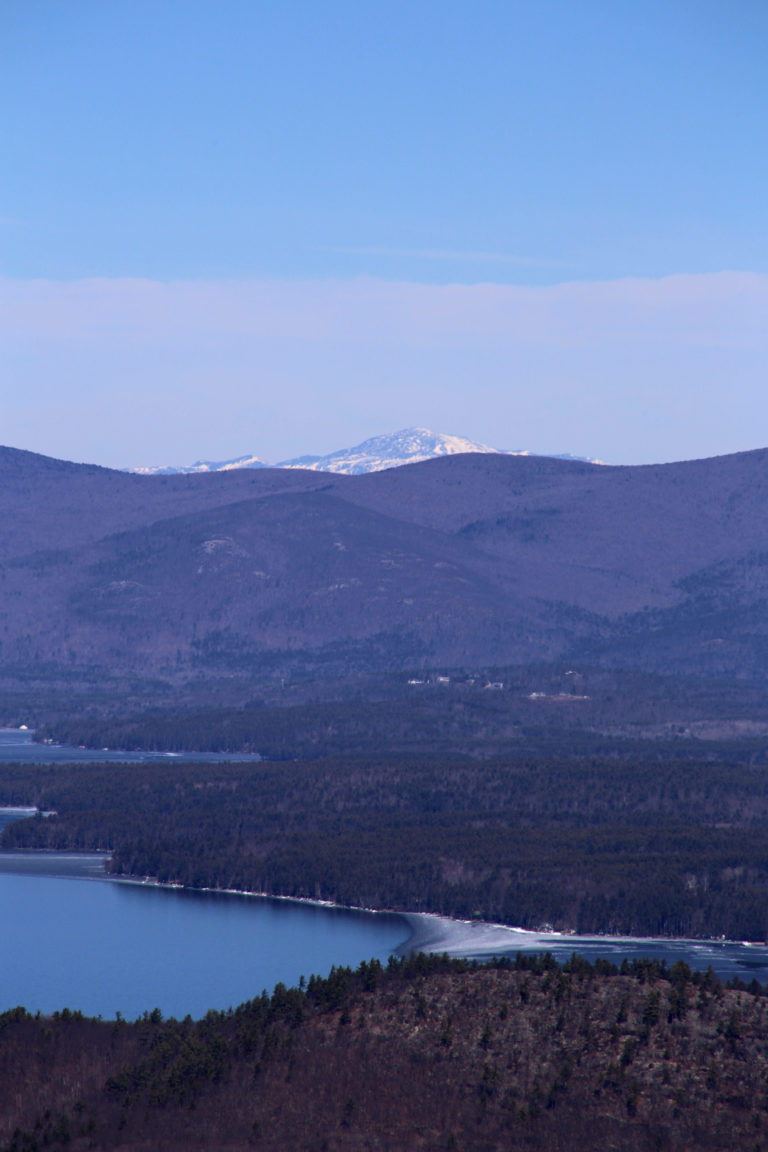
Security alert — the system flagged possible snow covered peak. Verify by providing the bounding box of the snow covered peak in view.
[277,428,500,475]
[129,429,604,476]
[132,454,268,476]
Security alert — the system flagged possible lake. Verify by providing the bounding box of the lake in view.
[406,912,768,985]
[4,849,768,1023]
[0,851,409,1020]
[4,808,768,1021]
[0,727,263,764]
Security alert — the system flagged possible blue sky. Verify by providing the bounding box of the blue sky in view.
[2,0,767,466]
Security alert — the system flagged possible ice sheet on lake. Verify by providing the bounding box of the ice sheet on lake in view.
[400,912,768,983]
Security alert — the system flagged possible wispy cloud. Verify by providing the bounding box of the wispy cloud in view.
[7,271,762,345]
[318,246,568,268]
[1,272,766,469]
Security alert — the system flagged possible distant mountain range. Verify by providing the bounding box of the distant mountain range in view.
[131,428,605,476]
[2,441,768,710]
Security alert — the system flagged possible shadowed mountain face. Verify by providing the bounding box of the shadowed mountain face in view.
[2,444,768,695]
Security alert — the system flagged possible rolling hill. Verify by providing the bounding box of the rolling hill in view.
[2,443,768,710]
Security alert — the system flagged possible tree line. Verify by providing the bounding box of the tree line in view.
[2,952,768,1151]
[4,754,768,938]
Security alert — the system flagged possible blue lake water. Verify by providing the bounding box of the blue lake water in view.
[0,852,410,1020]
[4,784,768,1020]
[4,849,768,1023]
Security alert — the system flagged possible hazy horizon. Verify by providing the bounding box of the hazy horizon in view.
[2,2,766,469]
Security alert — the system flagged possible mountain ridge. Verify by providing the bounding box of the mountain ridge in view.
[2,441,768,705]
[131,426,605,476]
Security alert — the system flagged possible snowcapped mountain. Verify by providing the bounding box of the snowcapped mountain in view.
[133,454,269,476]
[130,429,603,476]
[278,429,501,475]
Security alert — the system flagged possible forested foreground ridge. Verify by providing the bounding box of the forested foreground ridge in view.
[2,954,768,1152]
[5,755,768,939]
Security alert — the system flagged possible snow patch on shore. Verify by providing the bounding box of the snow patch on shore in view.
[398,913,570,957]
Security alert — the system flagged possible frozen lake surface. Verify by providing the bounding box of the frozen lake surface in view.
[0,727,262,764]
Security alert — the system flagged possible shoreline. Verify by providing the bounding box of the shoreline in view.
[0,730,263,765]
[2,849,767,965]
[396,911,762,959]
[0,851,416,947]
[112,872,416,949]
[105,875,758,957]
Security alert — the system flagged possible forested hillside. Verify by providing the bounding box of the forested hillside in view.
[5,753,768,939]
[2,953,768,1152]
[33,664,768,758]
[5,445,768,716]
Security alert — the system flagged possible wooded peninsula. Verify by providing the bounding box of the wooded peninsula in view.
[3,748,768,940]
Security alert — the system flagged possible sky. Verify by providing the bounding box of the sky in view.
[1,0,767,468]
